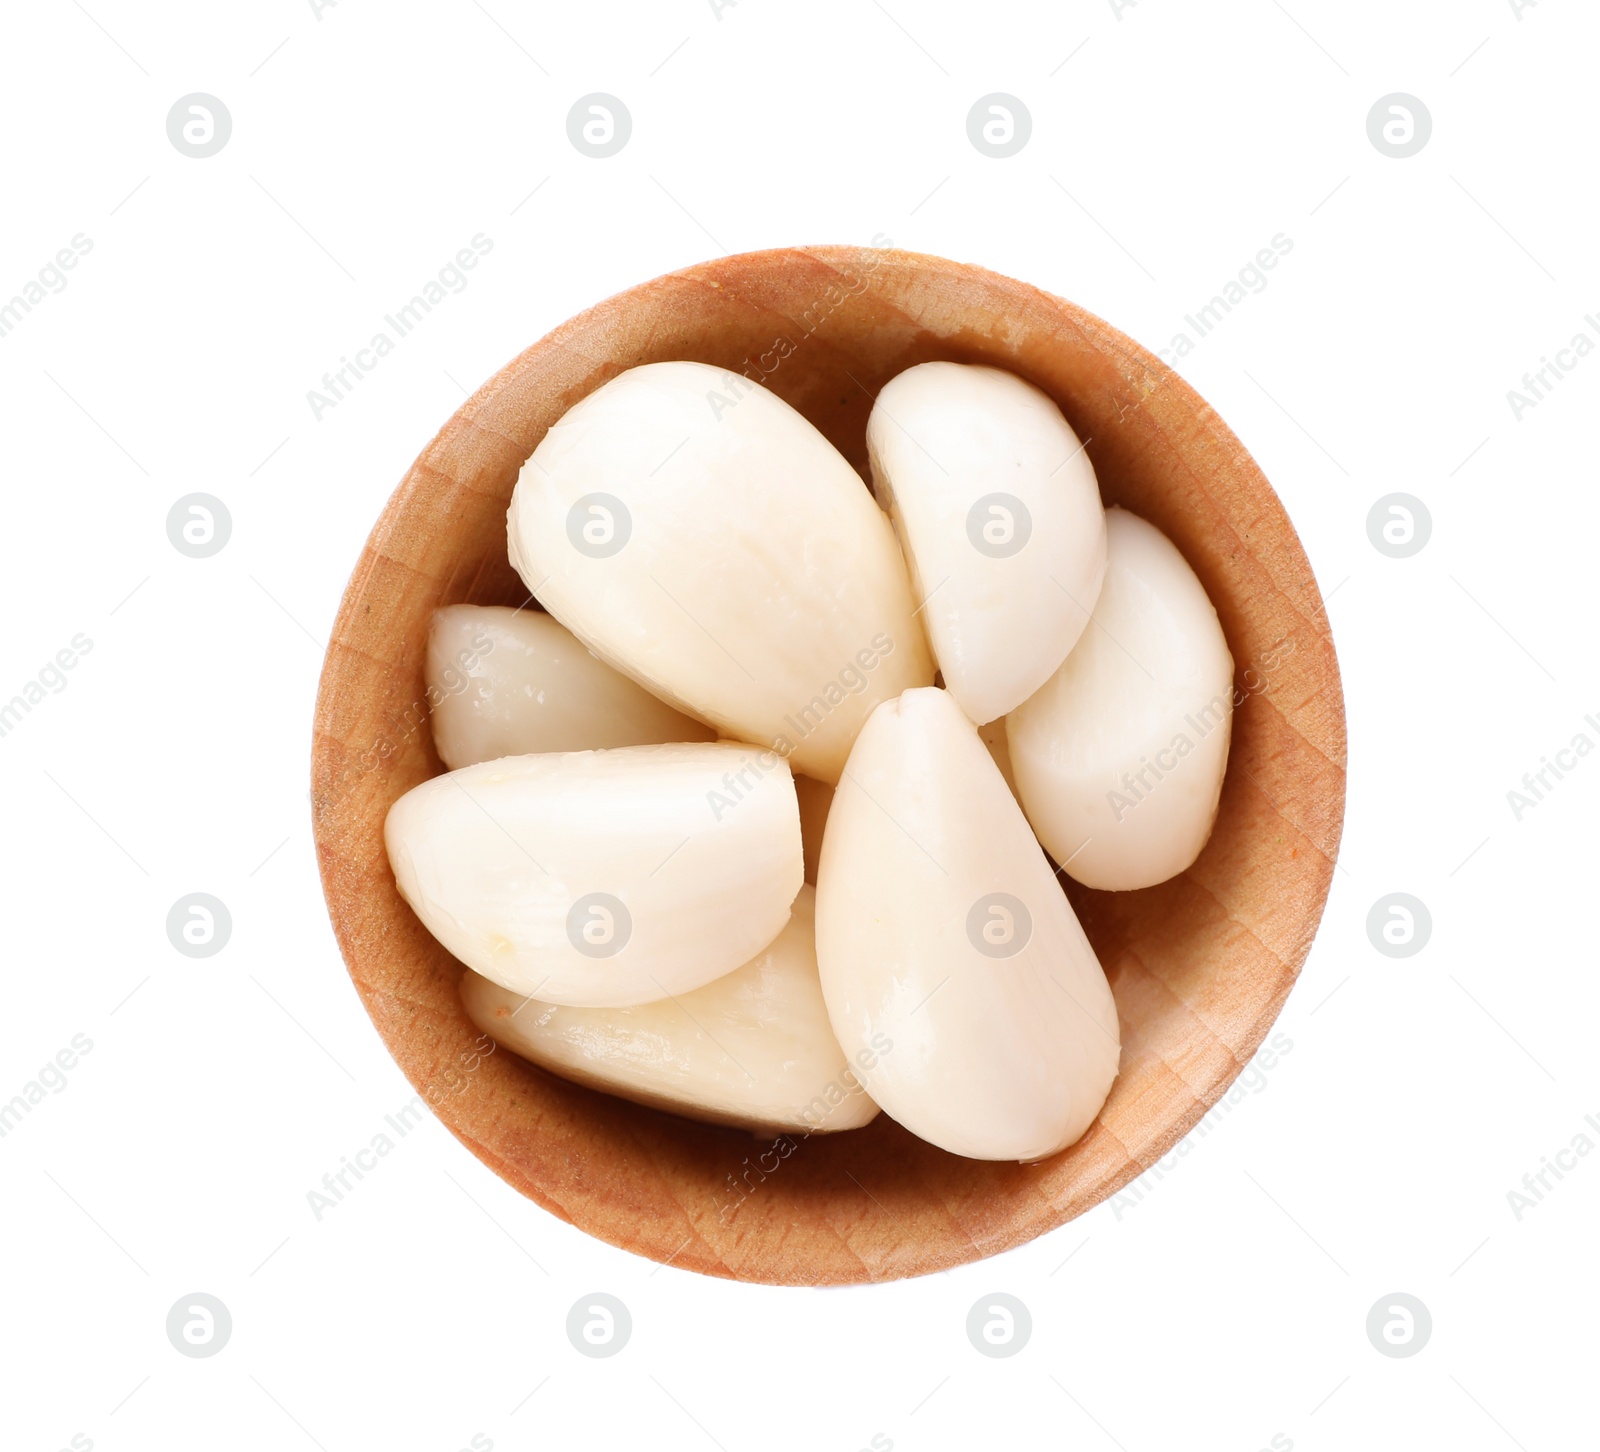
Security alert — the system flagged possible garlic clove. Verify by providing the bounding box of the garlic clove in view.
[1006,507,1235,891]
[794,773,834,885]
[815,686,1120,1161]
[865,363,1107,725]
[506,361,935,783]
[428,604,714,770]
[460,885,879,1134]
[385,741,803,1007]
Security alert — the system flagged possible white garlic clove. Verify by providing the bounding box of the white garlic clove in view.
[460,885,879,1134]
[507,361,935,783]
[428,604,714,770]
[385,741,803,1007]
[1006,507,1235,891]
[793,773,834,885]
[815,687,1120,1161]
[865,363,1107,725]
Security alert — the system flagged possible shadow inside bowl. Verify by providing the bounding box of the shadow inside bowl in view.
[312,245,1346,1285]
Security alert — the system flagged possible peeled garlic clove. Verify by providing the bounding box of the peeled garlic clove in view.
[461,886,878,1134]
[385,741,802,1007]
[793,774,834,885]
[865,362,1107,725]
[815,687,1120,1161]
[507,361,935,783]
[1007,507,1234,891]
[428,604,714,770]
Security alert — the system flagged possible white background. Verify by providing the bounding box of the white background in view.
[1,1,1595,1449]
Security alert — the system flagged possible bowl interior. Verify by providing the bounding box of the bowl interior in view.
[311,245,1346,1285]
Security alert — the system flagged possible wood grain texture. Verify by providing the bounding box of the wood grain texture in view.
[310,246,1347,1285]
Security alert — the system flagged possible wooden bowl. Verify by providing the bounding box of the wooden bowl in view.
[311,246,1346,1285]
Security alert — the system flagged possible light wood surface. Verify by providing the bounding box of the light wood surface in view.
[311,246,1347,1285]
